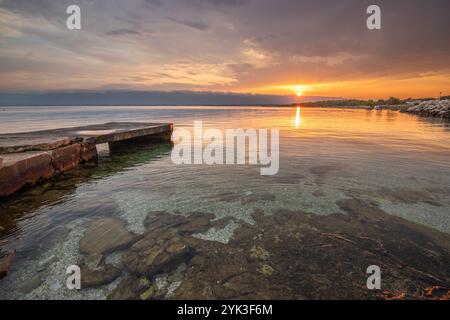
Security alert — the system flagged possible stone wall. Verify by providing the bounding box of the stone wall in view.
[403,99,450,119]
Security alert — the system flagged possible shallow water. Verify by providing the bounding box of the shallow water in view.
[0,106,450,299]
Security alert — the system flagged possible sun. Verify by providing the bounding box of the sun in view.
[294,85,303,97]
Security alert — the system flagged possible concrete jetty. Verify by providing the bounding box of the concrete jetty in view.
[0,122,173,198]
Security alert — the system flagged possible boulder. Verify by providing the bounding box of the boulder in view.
[79,218,135,255]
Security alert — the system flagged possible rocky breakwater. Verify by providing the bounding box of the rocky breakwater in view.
[403,99,450,119]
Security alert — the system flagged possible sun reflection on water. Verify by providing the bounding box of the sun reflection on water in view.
[295,106,301,128]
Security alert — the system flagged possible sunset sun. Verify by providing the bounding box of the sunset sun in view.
[294,85,304,97]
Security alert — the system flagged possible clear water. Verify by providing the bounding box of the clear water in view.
[0,106,449,299]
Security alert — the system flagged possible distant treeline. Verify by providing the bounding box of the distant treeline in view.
[299,96,449,108]
[301,97,403,107]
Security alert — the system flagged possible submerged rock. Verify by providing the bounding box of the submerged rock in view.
[144,211,213,236]
[241,193,276,205]
[79,218,135,255]
[80,254,122,288]
[169,200,450,299]
[123,229,193,277]
[0,252,14,279]
[18,273,43,294]
[108,275,156,300]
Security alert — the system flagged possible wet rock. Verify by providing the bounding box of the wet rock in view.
[80,254,122,288]
[79,218,135,255]
[0,252,15,279]
[123,230,193,277]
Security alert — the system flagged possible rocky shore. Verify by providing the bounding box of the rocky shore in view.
[402,99,450,119]
[48,199,450,300]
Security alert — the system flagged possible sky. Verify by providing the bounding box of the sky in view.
[0,0,449,99]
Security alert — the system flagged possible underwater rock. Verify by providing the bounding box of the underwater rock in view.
[170,200,450,299]
[18,273,43,294]
[423,286,450,300]
[241,193,276,205]
[312,189,325,197]
[249,245,271,261]
[0,252,15,279]
[108,275,156,300]
[144,211,214,236]
[216,192,242,202]
[376,187,441,206]
[80,254,122,288]
[310,164,342,176]
[79,218,135,255]
[258,264,274,276]
[269,172,306,185]
[123,229,193,277]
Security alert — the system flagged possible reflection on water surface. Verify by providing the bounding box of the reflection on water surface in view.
[0,106,449,299]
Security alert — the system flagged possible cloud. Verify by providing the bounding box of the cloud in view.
[106,28,141,36]
[166,17,209,31]
[0,0,449,97]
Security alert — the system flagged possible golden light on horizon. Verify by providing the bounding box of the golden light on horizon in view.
[294,85,304,97]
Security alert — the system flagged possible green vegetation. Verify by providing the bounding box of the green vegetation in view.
[299,97,404,108]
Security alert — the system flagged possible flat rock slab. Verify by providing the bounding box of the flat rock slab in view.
[79,218,136,255]
[0,122,173,154]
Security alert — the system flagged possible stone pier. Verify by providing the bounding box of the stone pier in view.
[0,122,173,198]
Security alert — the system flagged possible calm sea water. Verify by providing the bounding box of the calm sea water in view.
[0,106,450,299]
